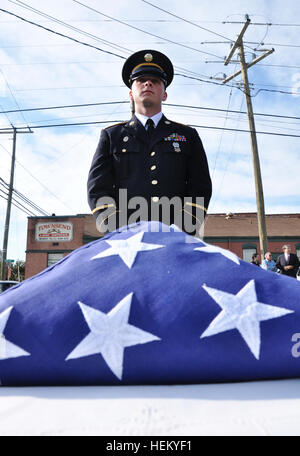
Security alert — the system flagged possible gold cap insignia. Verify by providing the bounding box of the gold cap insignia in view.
[144,53,153,62]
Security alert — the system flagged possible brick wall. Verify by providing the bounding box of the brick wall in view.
[25,215,86,279]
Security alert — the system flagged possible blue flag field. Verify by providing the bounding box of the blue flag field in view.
[0,221,299,386]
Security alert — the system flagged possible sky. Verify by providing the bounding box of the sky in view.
[0,0,299,261]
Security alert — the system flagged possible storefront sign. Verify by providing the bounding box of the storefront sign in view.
[35,222,73,242]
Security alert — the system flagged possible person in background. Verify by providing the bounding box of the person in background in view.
[261,252,277,272]
[251,253,260,266]
[276,244,300,278]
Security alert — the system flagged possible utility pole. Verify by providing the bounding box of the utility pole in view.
[222,16,274,259]
[1,127,33,280]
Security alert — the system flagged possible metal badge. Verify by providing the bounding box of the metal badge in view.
[123,136,129,142]
[173,142,181,152]
[144,53,153,62]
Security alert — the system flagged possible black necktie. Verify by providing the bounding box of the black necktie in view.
[146,118,155,137]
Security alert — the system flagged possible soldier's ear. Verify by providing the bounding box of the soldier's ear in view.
[129,90,133,100]
[162,91,167,102]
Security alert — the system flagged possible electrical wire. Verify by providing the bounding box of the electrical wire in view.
[0,8,127,59]
[0,143,72,211]
[0,192,35,216]
[0,69,31,129]
[0,185,38,216]
[8,0,132,55]
[1,119,300,138]
[140,0,257,53]
[0,177,50,215]
[223,21,300,26]
[71,0,224,60]
[211,78,235,179]
[2,100,300,122]
[209,96,245,213]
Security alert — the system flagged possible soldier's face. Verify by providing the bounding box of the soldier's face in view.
[129,77,167,110]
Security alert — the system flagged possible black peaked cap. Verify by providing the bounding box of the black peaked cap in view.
[122,49,174,88]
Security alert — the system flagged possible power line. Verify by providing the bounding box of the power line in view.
[8,0,132,55]
[0,68,31,129]
[2,100,300,122]
[2,119,300,138]
[71,0,224,60]
[0,177,50,216]
[1,101,129,114]
[0,191,35,216]
[0,143,72,211]
[175,72,300,97]
[0,184,41,216]
[140,0,257,53]
[211,80,235,178]
[0,8,127,59]
[223,21,300,27]
[249,41,300,49]
[209,96,245,213]
[1,5,212,87]
[200,39,300,50]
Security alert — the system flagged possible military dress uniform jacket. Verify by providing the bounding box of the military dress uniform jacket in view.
[87,114,212,233]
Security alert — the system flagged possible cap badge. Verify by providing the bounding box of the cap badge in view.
[144,53,153,62]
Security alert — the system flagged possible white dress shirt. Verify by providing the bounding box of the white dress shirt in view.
[135,112,163,129]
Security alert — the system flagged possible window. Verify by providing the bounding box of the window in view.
[242,244,258,262]
[47,253,64,267]
[243,248,257,262]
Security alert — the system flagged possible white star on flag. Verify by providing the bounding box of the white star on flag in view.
[90,231,165,268]
[65,293,160,380]
[201,280,294,359]
[0,307,30,360]
[194,241,240,264]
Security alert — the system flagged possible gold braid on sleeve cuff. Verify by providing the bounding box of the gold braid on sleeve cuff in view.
[91,203,116,215]
[184,202,207,212]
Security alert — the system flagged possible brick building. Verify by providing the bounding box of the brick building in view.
[25,215,94,278]
[204,213,300,262]
[25,213,300,278]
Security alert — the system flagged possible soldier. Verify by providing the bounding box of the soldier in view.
[87,49,212,235]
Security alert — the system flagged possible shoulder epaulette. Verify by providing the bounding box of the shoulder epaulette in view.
[166,119,189,128]
[104,121,128,130]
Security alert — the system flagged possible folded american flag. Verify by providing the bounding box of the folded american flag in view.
[0,221,299,386]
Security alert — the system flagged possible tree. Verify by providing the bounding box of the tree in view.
[8,261,25,282]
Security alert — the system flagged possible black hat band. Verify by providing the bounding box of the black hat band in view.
[130,63,167,86]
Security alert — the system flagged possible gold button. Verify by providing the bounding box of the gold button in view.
[150,151,155,156]
[151,165,156,171]
[151,180,158,185]
[152,197,159,203]
[129,121,134,126]
[122,149,127,153]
